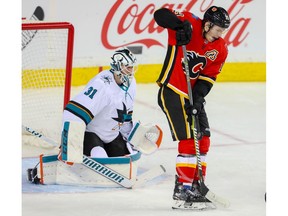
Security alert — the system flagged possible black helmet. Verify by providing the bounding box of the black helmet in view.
[203,6,230,28]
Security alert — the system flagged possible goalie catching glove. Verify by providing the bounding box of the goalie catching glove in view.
[127,122,163,154]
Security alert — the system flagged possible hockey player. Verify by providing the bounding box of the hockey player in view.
[25,47,163,186]
[154,6,230,209]
[59,47,146,161]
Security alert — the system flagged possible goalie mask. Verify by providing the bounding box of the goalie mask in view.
[110,47,137,90]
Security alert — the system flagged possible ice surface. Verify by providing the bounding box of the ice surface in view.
[22,83,266,216]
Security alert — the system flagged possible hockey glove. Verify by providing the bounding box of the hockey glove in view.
[184,102,203,116]
[184,108,204,140]
[175,20,192,46]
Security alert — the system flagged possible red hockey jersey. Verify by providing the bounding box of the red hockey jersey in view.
[157,10,228,96]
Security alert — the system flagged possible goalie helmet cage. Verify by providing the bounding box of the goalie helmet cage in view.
[22,21,74,146]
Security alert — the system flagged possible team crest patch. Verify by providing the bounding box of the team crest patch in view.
[101,75,113,84]
[173,10,184,17]
[205,50,219,61]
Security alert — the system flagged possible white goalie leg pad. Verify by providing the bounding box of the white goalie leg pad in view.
[61,121,85,163]
[127,122,163,154]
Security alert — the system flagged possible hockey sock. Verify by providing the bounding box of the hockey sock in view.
[193,154,207,181]
[176,139,198,184]
[176,154,197,183]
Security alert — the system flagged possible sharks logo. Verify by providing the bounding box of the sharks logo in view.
[181,51,207,80]
[101,75,113,84]
[112,103,132,129]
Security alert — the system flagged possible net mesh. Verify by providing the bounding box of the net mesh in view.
[22,22,73,147]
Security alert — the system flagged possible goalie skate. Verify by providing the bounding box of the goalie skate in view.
[27,167,40,184]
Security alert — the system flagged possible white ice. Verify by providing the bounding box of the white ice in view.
[21,83,266,216]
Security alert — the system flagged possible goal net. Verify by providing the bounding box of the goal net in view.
[22,21,74,148]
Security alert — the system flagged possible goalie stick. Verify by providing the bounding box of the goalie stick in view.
[134,165,166,187]
[22,125,166,188]
[22,6,44,50]
[182,45,230,208]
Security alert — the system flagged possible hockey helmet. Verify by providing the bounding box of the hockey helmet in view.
[110,47,137,89]
[203,6,230,29]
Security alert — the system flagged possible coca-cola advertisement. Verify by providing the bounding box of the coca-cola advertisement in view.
[22,0,265,66]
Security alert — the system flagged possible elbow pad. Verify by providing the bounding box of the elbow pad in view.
[154,8,183,30]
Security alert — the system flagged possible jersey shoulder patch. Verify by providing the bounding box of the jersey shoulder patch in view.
[172,10,184,17]
[89,70,114,90]
[99,73,114,85]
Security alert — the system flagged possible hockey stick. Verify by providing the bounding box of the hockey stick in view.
[22,125,165,188]
[22,6,45,50]
[182,45,230,208]
[22,125,59,148]
[134,165,166,187]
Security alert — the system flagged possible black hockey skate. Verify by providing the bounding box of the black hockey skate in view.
[27,167,40,184]
[172,175,215,210]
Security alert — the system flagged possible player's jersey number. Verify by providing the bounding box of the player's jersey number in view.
[84,86,97,99]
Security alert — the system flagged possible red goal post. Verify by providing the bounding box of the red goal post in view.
[22,21,74,148]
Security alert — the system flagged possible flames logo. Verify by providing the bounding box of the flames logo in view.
[181,51,207,79]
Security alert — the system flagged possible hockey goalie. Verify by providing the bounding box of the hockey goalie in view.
[27,47,163,188]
